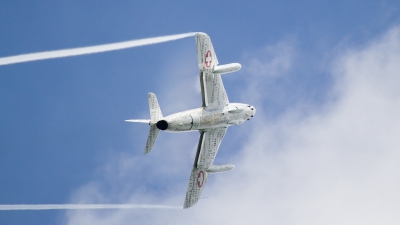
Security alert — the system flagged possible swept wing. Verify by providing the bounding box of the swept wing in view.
[184,127,227,208]
[195,33,229,107]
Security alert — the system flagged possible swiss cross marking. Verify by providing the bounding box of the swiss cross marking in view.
[205,51,212,68]
[197,171,205,187]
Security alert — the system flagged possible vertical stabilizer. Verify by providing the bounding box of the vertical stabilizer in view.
[148,92,163,124]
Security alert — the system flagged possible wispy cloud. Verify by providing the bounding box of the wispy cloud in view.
[244,40,295,78]
[230,39,297,109]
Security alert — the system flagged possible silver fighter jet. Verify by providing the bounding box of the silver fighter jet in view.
[126,33,256,208]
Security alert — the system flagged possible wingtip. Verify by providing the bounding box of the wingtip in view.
[183,201,196,209]
[195,32,207,37]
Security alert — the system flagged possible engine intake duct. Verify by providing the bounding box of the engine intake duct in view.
[156,120,169,130]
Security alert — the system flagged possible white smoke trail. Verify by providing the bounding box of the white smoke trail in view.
[0,32,196,66]
[0,204,182,210]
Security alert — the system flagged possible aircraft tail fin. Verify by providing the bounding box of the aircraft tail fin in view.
[148,92,163,124]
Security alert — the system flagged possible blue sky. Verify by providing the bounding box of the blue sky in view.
[1,1,400,224]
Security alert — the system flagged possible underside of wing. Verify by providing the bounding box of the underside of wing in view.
[184,165,209,209]
[195,33,229,107]
[199,72,229,108]
[196,32,218,71]
[183,127,228,208]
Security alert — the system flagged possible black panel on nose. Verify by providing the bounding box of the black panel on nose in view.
[156,120,168,130]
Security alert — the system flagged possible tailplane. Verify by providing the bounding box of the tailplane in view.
[145,92,163,154]
[148,92,163,124]
[125,92,163,154]
[145,124,159,154]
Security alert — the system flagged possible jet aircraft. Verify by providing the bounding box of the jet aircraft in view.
[126,33,256,208]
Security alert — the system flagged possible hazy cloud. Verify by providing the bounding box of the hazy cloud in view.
[245,40,295,78]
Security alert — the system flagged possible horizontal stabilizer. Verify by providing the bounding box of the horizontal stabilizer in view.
[125,119,150,123]
[144,124,160,154]
[148,92,163,124]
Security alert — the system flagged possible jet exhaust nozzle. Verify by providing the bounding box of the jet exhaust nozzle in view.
[156,120,169,130]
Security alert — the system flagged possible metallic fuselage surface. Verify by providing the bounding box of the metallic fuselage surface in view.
[159,103,256,132]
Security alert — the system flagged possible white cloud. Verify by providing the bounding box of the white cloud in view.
[244,40,294,78]
[63,26,400,225]
[232,39,296,109]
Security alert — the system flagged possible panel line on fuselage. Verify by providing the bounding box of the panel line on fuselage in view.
[189,115,194,130]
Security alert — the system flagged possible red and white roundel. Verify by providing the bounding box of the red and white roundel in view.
[197,170,205,188]
[205,50,212,68]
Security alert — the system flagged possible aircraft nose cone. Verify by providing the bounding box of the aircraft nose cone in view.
[246,105,256,120]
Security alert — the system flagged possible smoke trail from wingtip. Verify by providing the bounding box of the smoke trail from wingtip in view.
[0,32,197,66]
[0,204,182,210]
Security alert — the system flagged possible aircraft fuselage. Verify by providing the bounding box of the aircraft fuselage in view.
[155,103,256,132]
